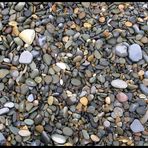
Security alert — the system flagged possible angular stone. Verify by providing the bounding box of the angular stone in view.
[130,119,144,133]
[19,51,33,64]
[19,29,35,45]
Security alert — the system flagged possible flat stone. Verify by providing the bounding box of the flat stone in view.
[19,29,35,45]
[0,83,4,91]
[62,127,73,136]
[0,108,9,115]
[140,84,148,95]
[19,51,33,64]
[128,44,142,62]
[115,44,128,57]
[73,56,82,63]
[111,79,127,89]
[103,120,110,128]
[41,131,50,145]
[0,69,9,79]
[24,119,34,126]
[144,71,148,78]
[34,114,43,125]
[130,119,144,133]
[56,62,67,70]
[47,96,54,105]
[51,134,66,144]
[71,78,81,86]
[0,133,6,145]
[18,130,31,137]
[90,135,100,142]
[4,102,14,108]
[116,92,128,102]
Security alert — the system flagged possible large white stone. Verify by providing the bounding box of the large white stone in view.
[19,29,35,45]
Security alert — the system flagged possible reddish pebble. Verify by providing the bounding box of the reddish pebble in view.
[116,92,128,102]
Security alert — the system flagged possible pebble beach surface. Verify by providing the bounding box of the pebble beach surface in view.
[0,2,148,146]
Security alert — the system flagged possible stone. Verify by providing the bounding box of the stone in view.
[105,97,111,104]
[51,134,66,144]
[62,127,73,136]
[0,133,6,145]
[56,62,67,70]
[0,69,9,79]
[19,51,33,64]
[15,2,25,11]
[47,96,54,105]
[24,119,34,126]
[128,44,142,62]
[4,102,14,108]
[113,107,123,117]
[35,125,44,133]
[130,119,144,133]
[80,97,88,106]
[0,83,4,91]
[90,135,100,142]
[116,92,128,102]
[43,54,52,65]
[25,78,37,87]
[82,130,89,140]
[0,108,9,115]
[41,131,50,145]
[27,94,34,102]
[140,110,148,124]
[115,44,128,57]
[34,114,43,125]
[71,78,81,86]
[111,79,127,89]
[19,29,35,45]
[129,103,139,112]
[18,130,31,137]
[144,71,148,78]
[103,120,110,128]
[139,84,148,95]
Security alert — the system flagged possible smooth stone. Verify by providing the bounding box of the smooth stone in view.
[21,84,29,95]
[24,10,32,17]
[129,103,139,112]
[0,69,9,79]
[139,84,148,95]
[19,51,33,64]
[27,94,34,102]
[34,114,43,125]
[24,119,34,126]
[116,92,128,102]
[97,75,105,83]
[140,110,148,124]
[25,78,37,87]
[113,107,123,117]
[0,108,9,115]
[90,135,100,142]
[82,130,89,140]
[111,79,127,89]
[19,29,35,45]
[71,78,81,86]
[9,126,19,135]
[94,50,101,59]
[43,54,52,65]
[144,71,148,78]
[103,120,110,128]
[95,39,103,49]
[56,62,67,70]
[15,2,25,11]
[115,44,128,57]
[4,102,14,108]
[65,40,72,49]
[62,127,73,136]
[73,56,82,63]
[143,79,148,86]
[47,96,54,105]
[0,133,6,145]
[18,130,31,137]
[51,134,66,144]
[41,131,50,145]
[0,83,4,91]
[0,21,3,31]
[136,106,146,115]
[38,36,46,47]
[35,125,44,133]
[14,37,24,46]
[128,44,142,62]
[130,119,144,133]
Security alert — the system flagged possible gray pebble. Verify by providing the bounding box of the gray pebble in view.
[111,79,127,89]
[71,78,81,86]
[24,119,34,126]
[128,44,142,62]
[25,78,37,87]
[0,108,10,115]
[15,2,25,11]
[51,134,66,144]
[144,71,148,78]
[62,127,73,136]
[0,133,6,145]
[43,54,52,65]
[140,84,148,95]
[41,131,50,145]
[129,103,139,112]
[0,83,4,91]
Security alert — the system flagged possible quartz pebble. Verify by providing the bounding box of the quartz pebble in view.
[4,102,14,108]
[111,79,127,89]
[19,51,33,64]
[51,134,66,144]
[130,119,144,133]
[27,94,34,102]
[19,29,35,45]
[0,108,10,115]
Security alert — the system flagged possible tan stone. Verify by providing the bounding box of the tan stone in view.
[48,96,54,105]
[80,97,88,106]
[35,125,44,133]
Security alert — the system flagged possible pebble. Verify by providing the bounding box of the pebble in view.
[113,107,123,117]
[0,133,6,145]
[51,134,66,144]
[71,78,81,86]
[35,125,44,133]
[27,94,34,102]
[56,62,67,70]
[47,96,54,105]
[90,135,100,142]
[18,130,31,137]
[82,130,89,140]
[80,97,88,106]
[43,54,52,65]
[19,29,35,45]
[15,2,25,11]
[4,102,14,108]
[111,79,127,89]
[0,108,10,115]
[0,69,9,79]
[41,131,50,145]
[62,127,73,136]
[24,119,34,126]
[103,120,110,128]
[139,84,148,95]
[140,110,148,124]
[25,78,37,87]
[129,103,139,112]
[19,51,33,64]
[0,83,4,91]
[130,119,144,133]
[115,44,128,57]
[116,92,128,102]
[128,44,142,62]
[144,71,148,78]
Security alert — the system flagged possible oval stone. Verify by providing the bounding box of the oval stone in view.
[116,92,128,102]
[18,130,31,137]
[51,134,66,144]
[111,79,127,89]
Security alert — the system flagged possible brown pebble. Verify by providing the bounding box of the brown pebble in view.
[125,21,132,27]
[99,17,105,23]
[35,125,44,133]
[78,11,86,19]
[80,97,88,106]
